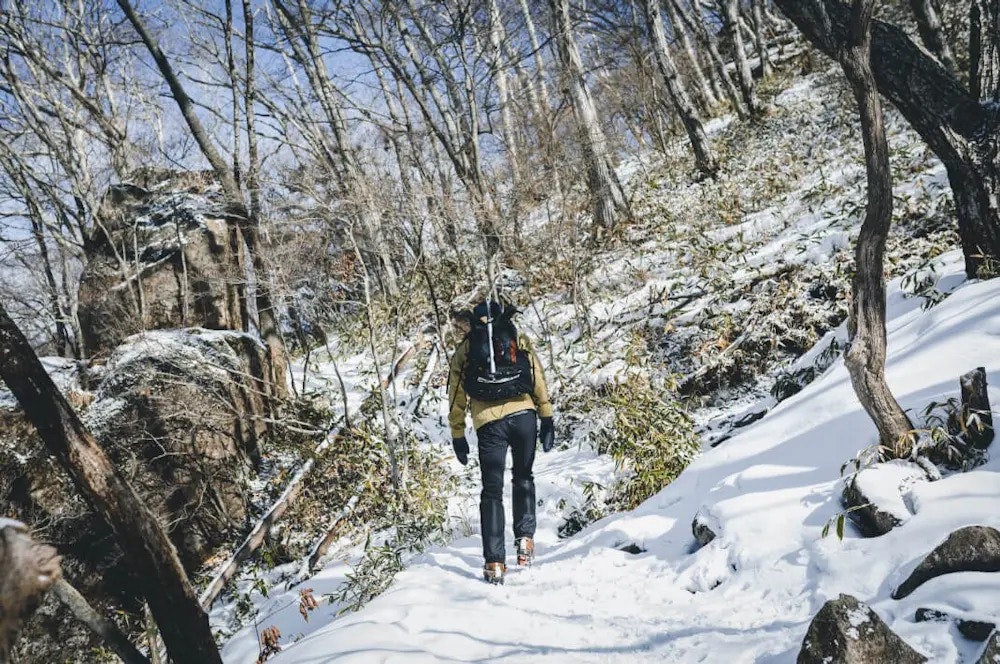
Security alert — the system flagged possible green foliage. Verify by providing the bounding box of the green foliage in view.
[557,481,609,539]
[594,376,700,511]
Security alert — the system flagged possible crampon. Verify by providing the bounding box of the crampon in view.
[515,537,534,566]
[483,562,507,585]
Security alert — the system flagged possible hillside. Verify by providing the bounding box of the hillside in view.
[212,62,996,663]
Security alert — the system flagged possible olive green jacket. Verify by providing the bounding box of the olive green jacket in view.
[447,334,553,438]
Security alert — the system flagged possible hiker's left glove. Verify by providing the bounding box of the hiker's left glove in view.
[539,417,555,453]
[452,437,469,465]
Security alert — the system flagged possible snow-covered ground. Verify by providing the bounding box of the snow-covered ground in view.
[216,66,995,662]
[249,251,998,664]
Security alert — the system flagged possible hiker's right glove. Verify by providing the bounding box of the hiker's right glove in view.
[452,437,469,465]
[539,417,555,453]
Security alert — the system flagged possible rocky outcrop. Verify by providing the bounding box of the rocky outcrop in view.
[797,594,926,663]
[79,174,245,356]
[893,526,1000,599]
[84,329,274,567]
[1,329,274,570]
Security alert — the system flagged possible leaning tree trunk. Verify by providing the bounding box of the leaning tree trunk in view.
[838,0,915,457]
[644,0,718,176]
[548,0,629,230]
[774,0,1000,279]
[0,305,223,664]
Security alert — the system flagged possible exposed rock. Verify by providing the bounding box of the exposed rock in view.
[797,594,926,663]
[692,513,717,548]
[0,329,274,570]
[915,607,995,641]
[893,526,1000,599]
[978,631,1000,663]
[84,329,274,567]
[79,176,245,355]
[842,461,925,537]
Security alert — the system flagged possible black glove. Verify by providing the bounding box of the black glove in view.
[539,417,555,452]
[452,437,469,465]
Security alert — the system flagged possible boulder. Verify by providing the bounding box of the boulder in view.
[893,526,1000,599]
[915,607,995,641]
[842,461,925,537]
[797,594,926,663]
[692,512,717,549]
[84,328,274,567]
[79,175,245,355]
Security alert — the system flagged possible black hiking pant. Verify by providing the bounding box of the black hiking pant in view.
[477,409,537,564]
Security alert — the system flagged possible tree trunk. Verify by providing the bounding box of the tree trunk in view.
[672,0,748,119]
[751,0,774,78]
[0,521,61,659]
[837,0,915,456]
[665,0,718,109]
[774,0,1000,279]
[548,0,629,230]
[721,0,758,115]
[909,0,957,73]
[0,305,222,664]
[644,0,718,176]
[971,0,1000,102]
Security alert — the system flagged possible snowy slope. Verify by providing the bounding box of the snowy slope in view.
[257,251,999,663]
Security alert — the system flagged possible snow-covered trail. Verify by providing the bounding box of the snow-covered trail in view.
[265,252,1000,663]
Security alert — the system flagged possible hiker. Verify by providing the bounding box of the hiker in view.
[448,299,555,585]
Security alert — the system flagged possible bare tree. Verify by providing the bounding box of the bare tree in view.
[643,0,718,175]
[775,0,1000,279]
[671,0,748,119]
[836,0,914,455]
[548,0,630,230]
[0,303,222,663]
[720,0,758,115]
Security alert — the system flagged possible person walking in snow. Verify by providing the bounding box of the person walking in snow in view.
[448,299,555,585]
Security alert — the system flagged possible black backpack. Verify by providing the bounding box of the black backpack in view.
[463,306,534,401]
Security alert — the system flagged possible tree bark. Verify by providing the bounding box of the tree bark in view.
[751,0,774,78]
[721,0,758,115]
[0,305,222,663]
[672,0,748,118]
[548,0,630,230]
[837,0,915,456]
[908,0,957,74]
[970,0,1000,102]
[644,0,718,175]
[774,0,1000,279]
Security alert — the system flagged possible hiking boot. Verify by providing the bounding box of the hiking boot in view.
[515,537,534,566]
[483,562,506,585]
